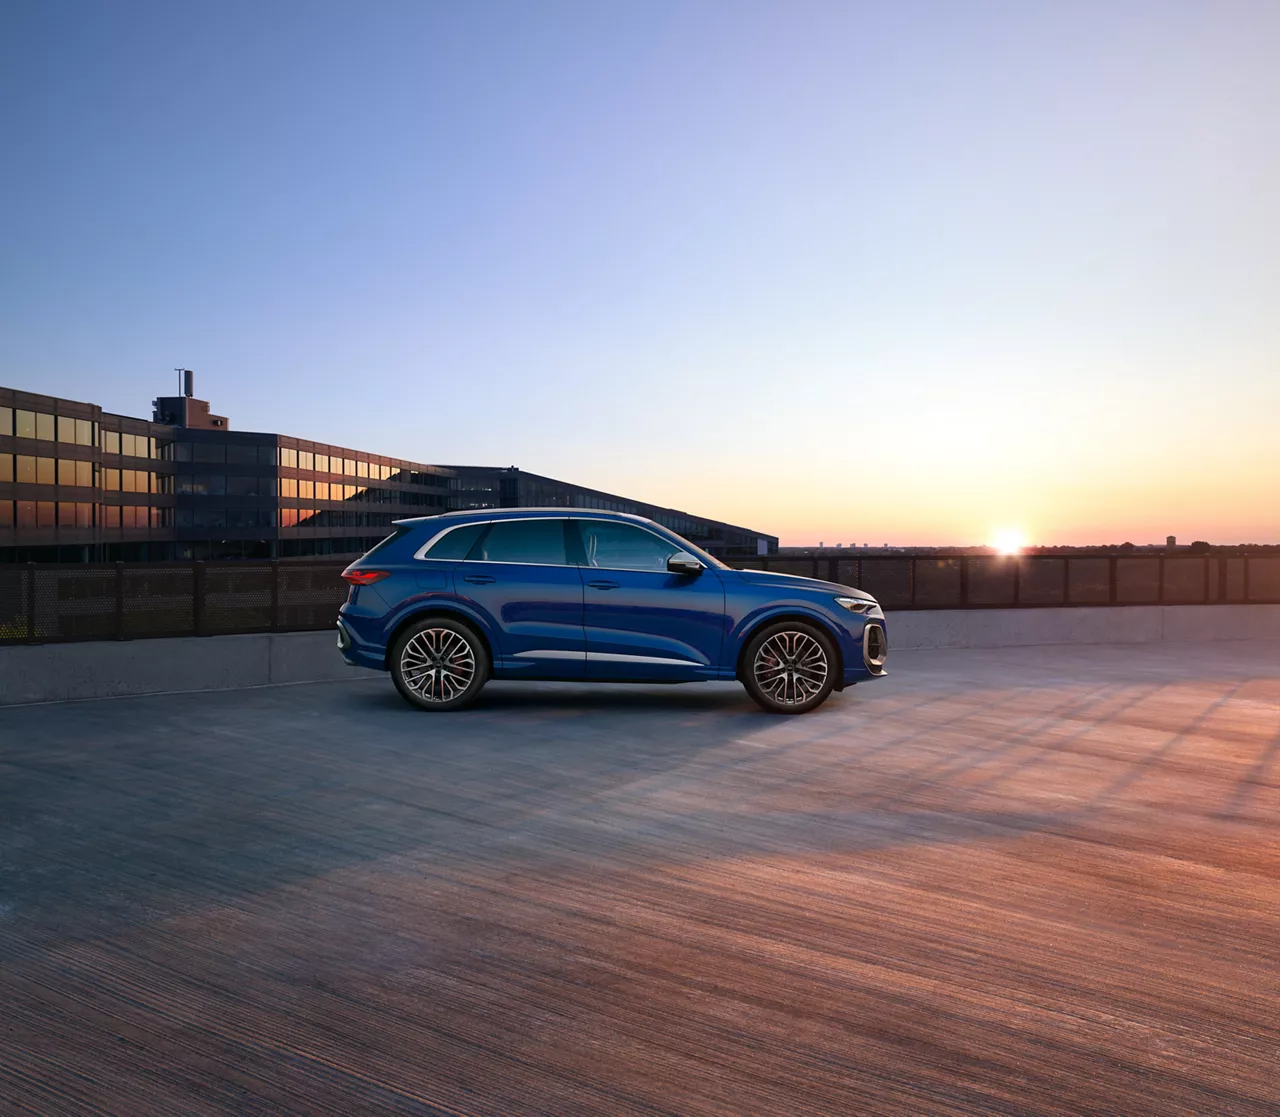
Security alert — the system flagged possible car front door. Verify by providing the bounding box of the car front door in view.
[452,518,585,678]
[573,519,727,680]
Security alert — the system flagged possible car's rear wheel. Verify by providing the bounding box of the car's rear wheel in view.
[742,621,837,714]
[390,617,490,711]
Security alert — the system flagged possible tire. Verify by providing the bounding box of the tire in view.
[390,617,490,712]
[741,620,837,714]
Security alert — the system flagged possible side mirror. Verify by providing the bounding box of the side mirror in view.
[667,551,704,576]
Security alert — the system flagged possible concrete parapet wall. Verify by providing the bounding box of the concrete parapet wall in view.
[2,605,1278,705]
[0,631,380,706]
[886,604,1280,651]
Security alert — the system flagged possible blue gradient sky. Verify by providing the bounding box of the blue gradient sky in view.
[2,1,1277,544]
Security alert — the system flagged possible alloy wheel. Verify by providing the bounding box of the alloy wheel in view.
[399,627,477,704]
[752,629,830,707]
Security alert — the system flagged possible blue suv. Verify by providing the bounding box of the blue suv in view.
[337,510,888,714]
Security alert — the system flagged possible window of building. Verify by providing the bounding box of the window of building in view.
[0,500,12,528]
[57,459,76,486]
[0,454,11,483]
[120,432,137,456]
[0,406,11,436]
[77,460,94,487]
[193,443,225,464]
[76,419,94,447]
[189,474,226,495]
[56,416,74,443]
[37,500,55,527]
[343,458,355,477]
[57,501,76,525]
[103,468,120,491]
[76,502,93,528]
[356,460,368,478]
[36,457,55,485]
[279,477,297,498]
[16,410,36,439]
[298,450,314,471]
[314,454,329,473]
[280,447,297,469]
[314,481,329,500]
[101,505,120,528]
[36,413,55,441]
[578,520,678,572]
[298,479,314,499]
[102,429,120,454]
[469,519,569,565]
[17,501,36,527]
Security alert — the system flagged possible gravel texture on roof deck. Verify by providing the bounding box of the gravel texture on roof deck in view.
[2,641,1278,1115]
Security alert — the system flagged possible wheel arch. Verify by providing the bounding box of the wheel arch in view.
[733,610,845,683]
[383,604,495,671]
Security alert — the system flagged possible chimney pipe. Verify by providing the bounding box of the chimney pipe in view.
[184,370,194,398]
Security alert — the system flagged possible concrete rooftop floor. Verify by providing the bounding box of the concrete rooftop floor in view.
[2,641,1278,1115]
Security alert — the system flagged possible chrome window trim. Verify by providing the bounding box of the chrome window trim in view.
[412,514,709,572]
[412,515,571,563]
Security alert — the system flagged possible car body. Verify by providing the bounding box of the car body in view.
[336,509,888,713]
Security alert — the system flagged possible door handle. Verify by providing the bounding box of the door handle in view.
[463,574,496,584]
[587,580,620,590]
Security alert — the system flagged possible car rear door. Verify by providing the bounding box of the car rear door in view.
[452,518,586,678]
[573,519,727,680]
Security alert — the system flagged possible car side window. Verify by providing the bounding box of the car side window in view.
[579,521,677,572]
[469,519,569,565]
[422,522,487,560]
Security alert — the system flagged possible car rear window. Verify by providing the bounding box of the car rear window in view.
[421,521,487,560]
[361,526,411,560]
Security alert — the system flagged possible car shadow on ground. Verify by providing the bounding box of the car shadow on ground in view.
[350,679,769,715]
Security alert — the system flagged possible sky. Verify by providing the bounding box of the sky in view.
[2,0,1277,546]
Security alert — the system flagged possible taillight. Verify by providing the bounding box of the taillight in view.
[342,569,391,586]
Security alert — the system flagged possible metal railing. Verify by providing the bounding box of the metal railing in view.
[1,561,349,645]
[2,554,1278,645]
[725,554,1280,611]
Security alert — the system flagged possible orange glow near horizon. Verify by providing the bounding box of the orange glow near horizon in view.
[990,528,1027,555]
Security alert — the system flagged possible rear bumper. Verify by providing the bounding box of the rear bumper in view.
[336,615,386,671]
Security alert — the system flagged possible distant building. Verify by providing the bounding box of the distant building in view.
[1167,535,1177,548]
[0,380,777,562]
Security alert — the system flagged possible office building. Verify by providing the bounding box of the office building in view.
[0,381,777,562]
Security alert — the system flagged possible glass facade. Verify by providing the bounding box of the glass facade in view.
[1,386,776,562]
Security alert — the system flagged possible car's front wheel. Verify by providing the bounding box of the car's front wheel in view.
[390,617,490,711]
[741,621,837,714]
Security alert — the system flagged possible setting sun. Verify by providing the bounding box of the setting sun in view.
[991,528,1027,555]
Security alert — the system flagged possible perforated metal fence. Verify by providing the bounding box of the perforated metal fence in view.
[1,554,1277,645]
[724,554,1280,612]
[1,562,348,644]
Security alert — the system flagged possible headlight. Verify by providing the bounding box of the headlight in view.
[836,596,883,618]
